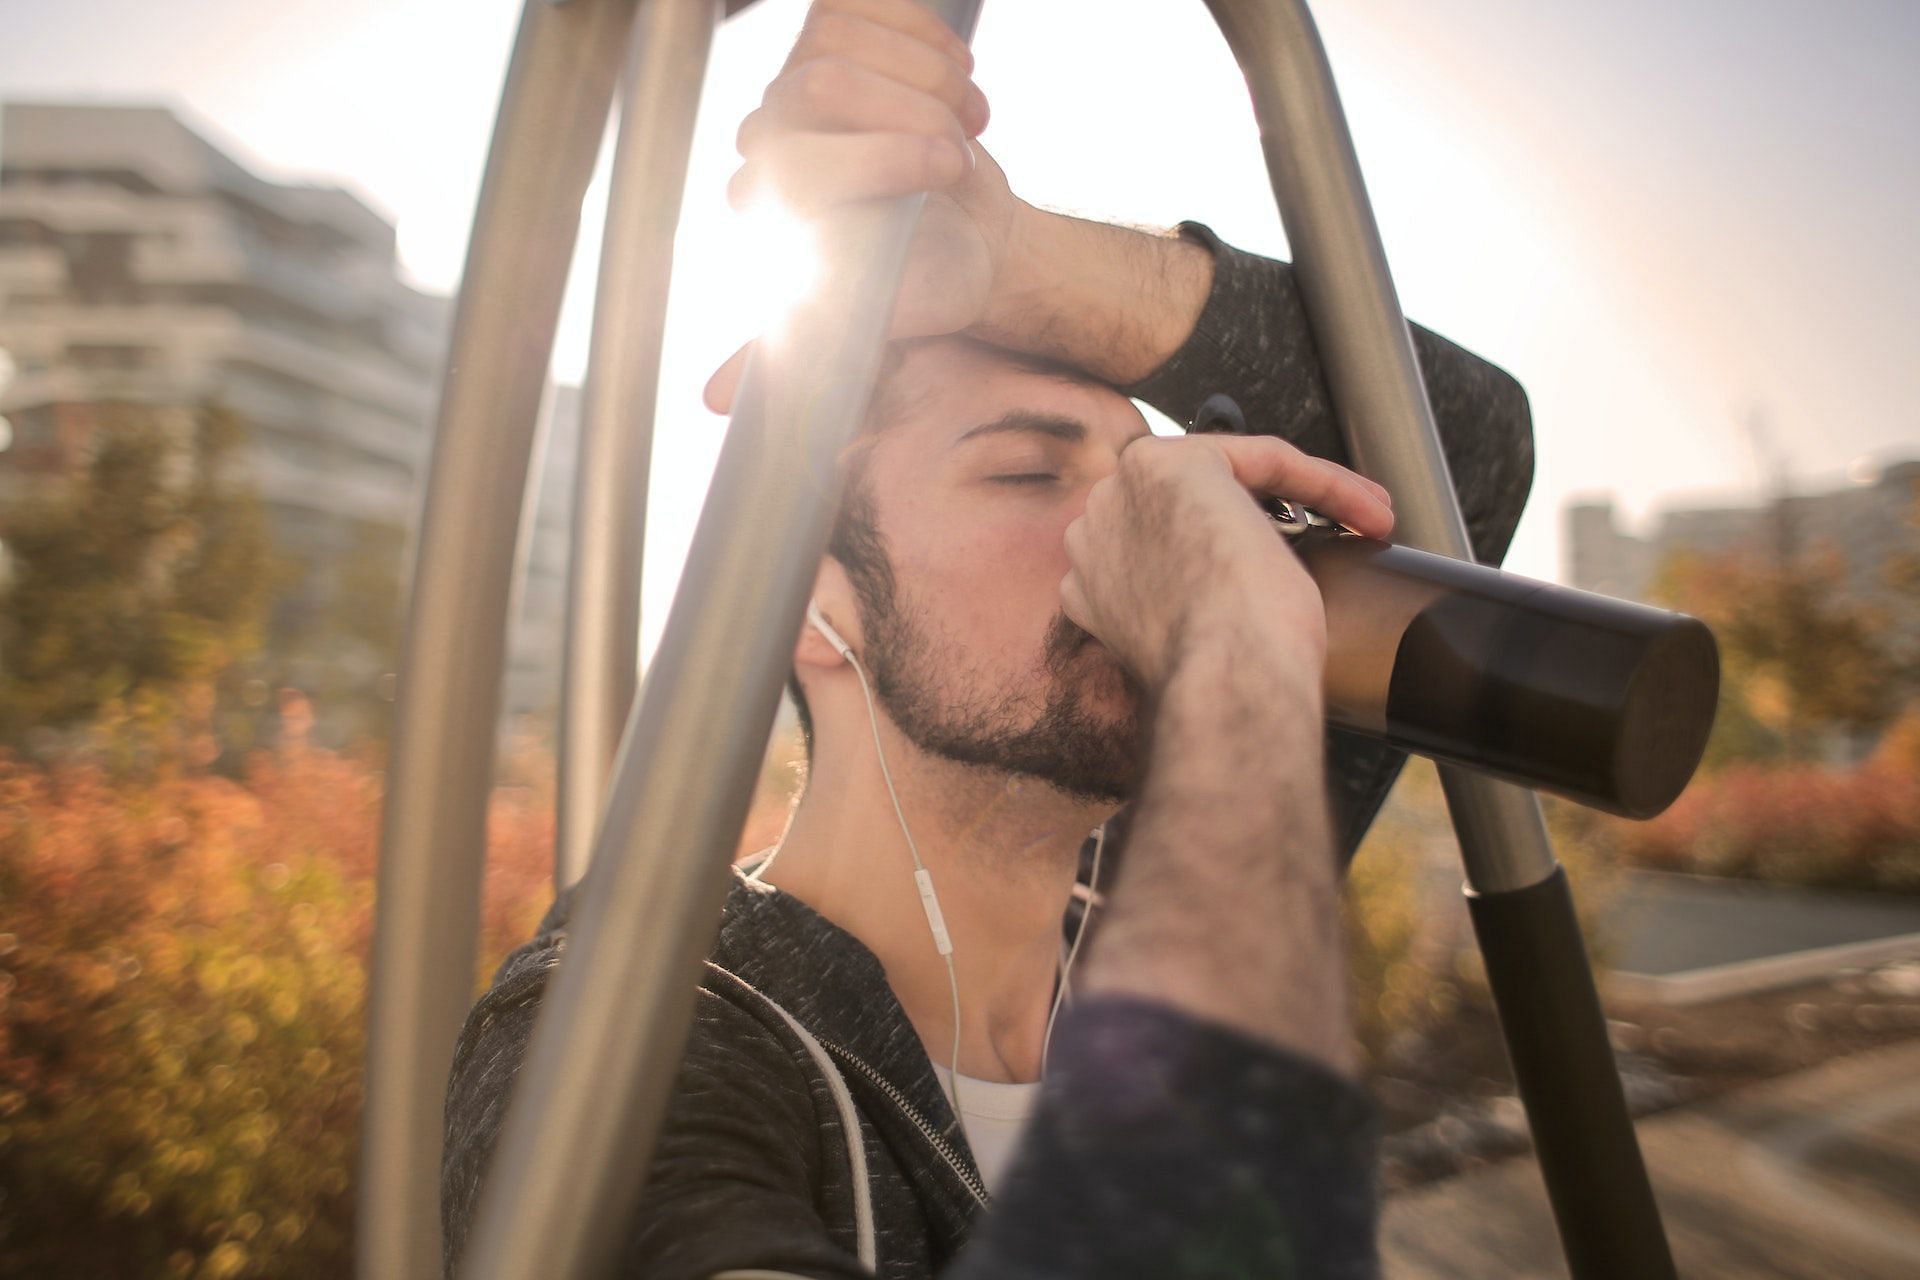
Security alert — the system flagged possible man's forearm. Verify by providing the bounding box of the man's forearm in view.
[972,206,1215,386]
[1081,624,1355,1079]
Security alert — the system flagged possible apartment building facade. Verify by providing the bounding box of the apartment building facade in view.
[1565,461,1919,608]
[0,101,576,735]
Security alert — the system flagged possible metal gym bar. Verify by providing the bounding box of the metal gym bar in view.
[356,2,639,1276]
[554,0,719,893]
[358,1,1678,1277]
[1202,3,1675,1276]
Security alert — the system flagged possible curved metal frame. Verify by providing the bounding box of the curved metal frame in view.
[555,0,720,891]
[358,2,1676,1277]
[355,3,638,1276]
[1207,5,1675,1272]
[1200,0,1558,899]
[462,5,984,1278]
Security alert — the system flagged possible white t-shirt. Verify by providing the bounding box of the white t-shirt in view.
[933,1066,1042,1197]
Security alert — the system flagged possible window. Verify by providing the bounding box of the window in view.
[66,343,151,371]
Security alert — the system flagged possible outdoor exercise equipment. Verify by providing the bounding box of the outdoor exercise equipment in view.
[357,2,1691,1277]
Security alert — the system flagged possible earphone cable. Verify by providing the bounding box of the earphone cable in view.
[1041,821,1105,1076]
[846,652,969,1144]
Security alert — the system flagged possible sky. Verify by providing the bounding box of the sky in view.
[4,0,1916,638]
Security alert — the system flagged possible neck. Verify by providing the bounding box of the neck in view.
[758,721,1110,1083]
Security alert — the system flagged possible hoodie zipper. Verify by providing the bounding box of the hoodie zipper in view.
[819,1037,992,1210]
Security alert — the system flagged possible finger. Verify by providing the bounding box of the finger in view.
[703,343,754,414]
[1078,474,1116,525]
[1059,568,1091,632]
[1062,510,1090,567]
[1200,435,1396,540]
[740,59,972,159]
[788,8,984,133]
[728,131,968,213]
[1360,474,1392,507]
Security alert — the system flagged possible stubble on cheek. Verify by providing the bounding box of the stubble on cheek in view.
[866,594,1148,804]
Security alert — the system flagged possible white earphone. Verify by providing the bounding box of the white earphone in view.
[806,598,853,660]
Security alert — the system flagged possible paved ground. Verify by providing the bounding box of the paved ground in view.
[1607,872,1920,976]
[1382,1038,1920,1278]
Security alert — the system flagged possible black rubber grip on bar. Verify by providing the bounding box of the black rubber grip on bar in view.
[1466,867,1678,1280]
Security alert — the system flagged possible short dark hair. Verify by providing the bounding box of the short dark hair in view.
[789,442,890,754]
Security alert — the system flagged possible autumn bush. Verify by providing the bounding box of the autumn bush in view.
[0,695,554,1279]
[1592,704,1920,895]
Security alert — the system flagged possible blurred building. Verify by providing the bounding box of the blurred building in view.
[0,101,576,734]
[507,384,581,727]
[1565,459,1920,616]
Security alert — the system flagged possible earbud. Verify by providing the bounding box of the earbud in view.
[806,599,854,660]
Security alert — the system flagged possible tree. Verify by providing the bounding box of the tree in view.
[0,402,276,754]
[1650,538,1910,765]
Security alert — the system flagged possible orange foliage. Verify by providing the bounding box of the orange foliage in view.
[0,695,554,1278]
[1595,704,1920,894]
[0,692,805,1277]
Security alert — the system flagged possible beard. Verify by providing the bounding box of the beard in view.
[854,576,1147,806]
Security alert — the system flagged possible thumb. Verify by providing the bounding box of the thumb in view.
[702,342,754,414]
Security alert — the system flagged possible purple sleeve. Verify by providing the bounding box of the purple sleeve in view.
[951,996,1380,1279]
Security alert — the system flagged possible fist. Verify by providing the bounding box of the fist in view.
[1059,434,1393,690]
[729,0,988,213]
[706,0,1022,412]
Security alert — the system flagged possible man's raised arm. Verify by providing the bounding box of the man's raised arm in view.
[709,0,1531,570]
[972,208,1217,386]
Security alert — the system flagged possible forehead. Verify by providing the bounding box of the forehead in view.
[861,339,1146,466]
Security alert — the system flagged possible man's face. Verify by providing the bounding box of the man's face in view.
[839,339,1153,804]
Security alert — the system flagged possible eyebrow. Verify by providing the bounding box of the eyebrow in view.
[951,411,1088,449]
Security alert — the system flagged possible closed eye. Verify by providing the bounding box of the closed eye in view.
[989,473,1059,486]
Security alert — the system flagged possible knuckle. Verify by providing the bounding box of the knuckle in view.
[1119,436,1172,475]
[929,59,970,107]
[917,91,962,141]
[799,57,852,107]
[806,8,856,47]
[907,134,957,184]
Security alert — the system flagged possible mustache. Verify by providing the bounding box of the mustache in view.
[1041,611,1145,704]
[1042,612,1096,669]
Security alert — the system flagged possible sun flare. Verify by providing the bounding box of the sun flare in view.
[724,201,823,336]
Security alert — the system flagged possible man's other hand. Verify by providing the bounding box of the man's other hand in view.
[705,0,1022,412]
[1059,434,1394,693]
[1070,434,1387,1079]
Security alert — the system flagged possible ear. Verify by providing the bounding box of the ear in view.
[794,559,861,671]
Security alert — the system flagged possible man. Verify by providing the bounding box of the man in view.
[442,2,1531,1276]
